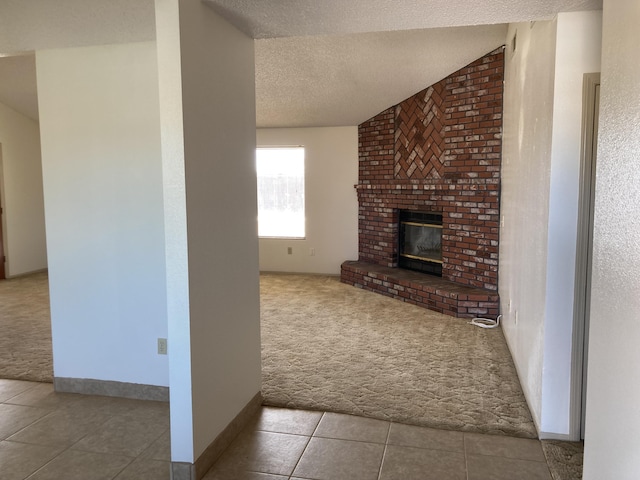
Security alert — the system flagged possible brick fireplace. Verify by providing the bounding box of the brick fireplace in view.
[341,48,504,318]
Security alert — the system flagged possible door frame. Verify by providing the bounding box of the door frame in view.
[0,144,5,280]
[570,72,600,440]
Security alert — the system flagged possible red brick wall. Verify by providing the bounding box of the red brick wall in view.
[357,48,504,291]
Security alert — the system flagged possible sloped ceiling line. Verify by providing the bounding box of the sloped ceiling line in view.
[0,0,602,127]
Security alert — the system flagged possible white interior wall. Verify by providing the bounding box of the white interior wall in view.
[541,11,602,437]
[181,3,261,461]
[501,13,602,438]
[154,0,193,463]
[0,101,47,276]
[500,19,558,431]
[257,127,358,275]
[36,41,168,387]
[583,0,640,477]
[155,0,261,464]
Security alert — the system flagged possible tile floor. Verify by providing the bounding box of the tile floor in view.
[0,379,170,480]
[206,408,552,480]
[0,379,553,480]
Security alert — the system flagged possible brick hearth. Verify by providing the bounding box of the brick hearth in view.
[341,48,504,318]
[341,261,499,318]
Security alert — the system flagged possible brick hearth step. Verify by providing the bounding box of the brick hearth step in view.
[340,260,499,319]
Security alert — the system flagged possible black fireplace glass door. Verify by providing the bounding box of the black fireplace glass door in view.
[403,223,442,262]
[398,210,443,276]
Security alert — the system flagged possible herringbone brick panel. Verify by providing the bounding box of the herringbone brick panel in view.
[394,82,446,179]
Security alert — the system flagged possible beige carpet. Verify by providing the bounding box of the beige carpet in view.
[261,273,537,438]
[4,271,585,478]
[0,272,53,382]
[1,271,536,439]
[542,440,584,480]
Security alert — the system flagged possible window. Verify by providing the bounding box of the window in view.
[256,147,305,238]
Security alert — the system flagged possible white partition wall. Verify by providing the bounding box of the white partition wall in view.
[155,0,261,472]
[500,19,557,433]
[541,11,602,437]
[34,1,260,473]
[500,11,602,438]
[37,41,169,388]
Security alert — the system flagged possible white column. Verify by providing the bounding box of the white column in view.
[154,0,261,470]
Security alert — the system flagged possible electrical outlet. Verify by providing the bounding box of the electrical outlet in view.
[287,247,293,255]
[515,311,519,326]
[309,248,315,256]
[157,338,168,355]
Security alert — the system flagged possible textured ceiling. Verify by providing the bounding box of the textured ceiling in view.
[209,0,600,126]
[204,0,602,38]
[0,0,155,124]
[0,0,155,54]
[256,25,507,127]
[0,0,603,127]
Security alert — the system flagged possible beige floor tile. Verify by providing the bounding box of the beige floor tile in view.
[387,423,464,452]
[7,408,112,447]
[379,444,466,480]
[464,432,546,462]
[0,403,50,440]
[204,471,288,480]
[140,429,171,461]
[0,379,37,403]
[467,454,553,480]
[119,398,170,422]
[207,430,309,477]
[0,440,65,480]
[113,457,170,480]
[70,415,168,457]
[120,406,170,432]
[4,383,82,409]
[61,395,143,417]
[292,437,385,480]
[25,449,133,480]
[250,406,323,435]
[314,412,390,443]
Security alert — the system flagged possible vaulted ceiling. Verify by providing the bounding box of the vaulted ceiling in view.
[204,0,601,38]
[0,0,602,127]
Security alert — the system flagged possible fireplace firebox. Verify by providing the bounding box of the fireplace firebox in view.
[398,210,443,276]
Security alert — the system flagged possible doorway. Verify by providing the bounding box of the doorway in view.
[571,72,600,440]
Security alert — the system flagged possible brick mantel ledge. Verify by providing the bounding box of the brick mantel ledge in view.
[341,261,499,319]
[354,179,500,189]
